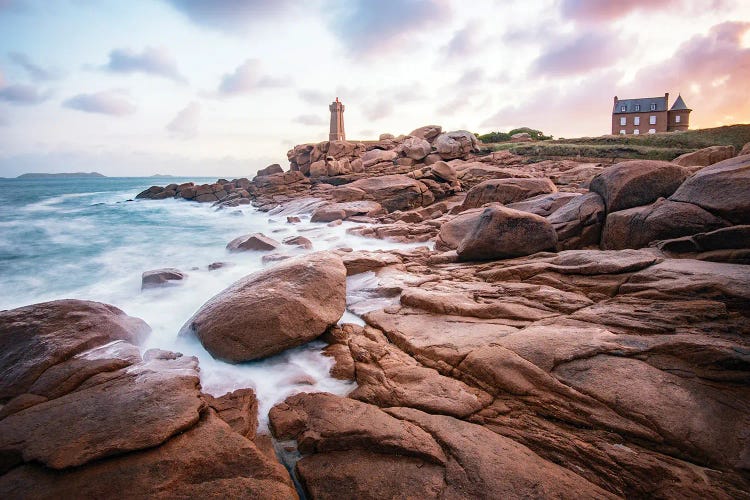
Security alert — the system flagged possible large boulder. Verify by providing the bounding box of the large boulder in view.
[179,252,346,362]
[398,136,432,160]
[457,205,558,261]
[429,161,458,185]
[226,233,281,252]
[347,174,432,212]
[669,154,750,224]
[255,163,284,177]
[435,207,484,251]
[433,130,479,160]
[672,145,735,167]
[461,177,557,210]
[547,192,606,250]
[361,149,398,168]
[590,160,689,213]
[739,142,750,156]
[408,125,442,143]
[601,199,731,250]
[0,300,150,401]
[506,192,580,217]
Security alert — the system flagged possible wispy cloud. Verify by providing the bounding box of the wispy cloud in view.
[217,59,290,96]
[167,101,201,138]
[164,0,296,33]
[559,0,679,22]
[294,113,326,126]
[532,31,625,76]
[298,89,329,105]
[103,47,186,83]
[63,90,136,116]
[8,52,62,81]
[0,83,50,105]
[327,0,451,54]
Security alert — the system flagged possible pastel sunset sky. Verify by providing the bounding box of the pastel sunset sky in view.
[0,0,748,177]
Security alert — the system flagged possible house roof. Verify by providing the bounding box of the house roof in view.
[613,95,668,114]
[670,94,690,110]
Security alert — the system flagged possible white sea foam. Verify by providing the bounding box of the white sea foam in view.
[0,180,426,429]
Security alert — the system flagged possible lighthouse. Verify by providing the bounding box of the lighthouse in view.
[329,97,345,141]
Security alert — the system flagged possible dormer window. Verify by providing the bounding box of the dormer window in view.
[620,106,626,112]
[634,105,640,111]
[650,103,657,111]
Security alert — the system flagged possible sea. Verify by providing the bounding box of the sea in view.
[0,176,417,425]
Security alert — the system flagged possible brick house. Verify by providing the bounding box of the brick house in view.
[611,93,691,135]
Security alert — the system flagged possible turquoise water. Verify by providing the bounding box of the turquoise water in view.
[0,176,413,424]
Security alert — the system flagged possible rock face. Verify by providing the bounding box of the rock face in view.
[398,136,431,160]
[226,233,281,252]
[590,160,689,213]
[461,178,557,210]
[670,154,750,224]
[310,201,382,222]
[141,268,185,289]
[672,145,735,167]
[179,252,346,362]
[457,205,558,261]
[547,192,606,250]
[601,199,730,250]
[408,125,442,142]
[256,163,284,177]
[433,130,479,160]
[435,207,484,251]
[347,174,432,212]
[0,301,296,498]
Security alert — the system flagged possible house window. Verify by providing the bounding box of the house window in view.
[620,117,626,126]
[675,115,681,123]
[620,130,626,134]
[650,103,656,111]
[648,129,656,134]
[634,105,640,111]
[620,106,626,112]
[634,117,640,125]
[634,129,640,135]
[649,115,656,125]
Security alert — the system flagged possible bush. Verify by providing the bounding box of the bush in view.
[477,127,552,143]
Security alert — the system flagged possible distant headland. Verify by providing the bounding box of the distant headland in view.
[17,172,106,179]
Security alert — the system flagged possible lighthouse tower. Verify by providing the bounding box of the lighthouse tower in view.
[329,97,345,141]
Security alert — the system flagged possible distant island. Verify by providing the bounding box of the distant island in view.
[17,172,106,179]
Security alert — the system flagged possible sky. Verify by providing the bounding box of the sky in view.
[0,0,748,177]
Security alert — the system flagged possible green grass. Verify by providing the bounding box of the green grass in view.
[481,124,750,161]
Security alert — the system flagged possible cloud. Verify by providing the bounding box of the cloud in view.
[63,90,136,116]
[103,47,186,83]
[218,59,290,96]
[167,101,200,138]
[164,0,295,33]
[0,83,49,105]
[532,31,625,77]
[559,0,679,22]
[327,0,451,54]
[8,52,62,81]
[298,89,329,105]
[364,98,394,121]
[294,114,326,126]
[442,23,482,59]
[629,21,750,127]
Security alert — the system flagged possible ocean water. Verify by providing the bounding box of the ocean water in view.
[0,176,418,426]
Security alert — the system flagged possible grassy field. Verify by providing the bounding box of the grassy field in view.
[482,124,750,161]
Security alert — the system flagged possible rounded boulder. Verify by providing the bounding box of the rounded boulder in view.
[179,252,347,362]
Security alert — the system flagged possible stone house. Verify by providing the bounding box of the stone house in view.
[611,93,691,135]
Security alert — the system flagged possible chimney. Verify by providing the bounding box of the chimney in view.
[613,96,618,104]
[665,92,669,106]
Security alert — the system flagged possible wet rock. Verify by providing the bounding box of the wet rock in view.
[310,201,382,222]
[670,154,750,224]
[208,262,231,271]
[589,160,689,213]
[457,206,558,261]
[226,233,281,252]
[282,235,313,249]
[601,198,730,250]
[179,252,346,362]
[141,268,185,289]
[461,178,557,210]
[0,300,150,401]
[286,216,301,223]
[338,250,403,275]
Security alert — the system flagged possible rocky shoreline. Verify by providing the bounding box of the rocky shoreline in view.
[2,127,749,498]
